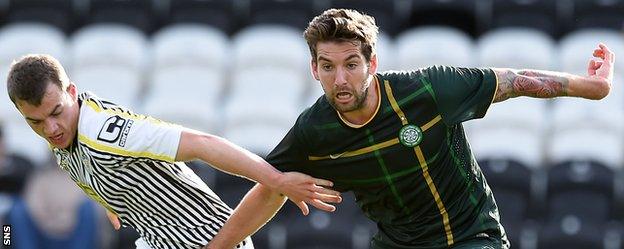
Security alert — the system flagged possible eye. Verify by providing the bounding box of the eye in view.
[322,64,333,71]
[347,63,358,69]
[51,111,61,117]
[29,120,41,125]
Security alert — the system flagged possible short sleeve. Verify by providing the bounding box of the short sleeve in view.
[120,116,183,163]
[424,65,497,125]
[79,97,183,164]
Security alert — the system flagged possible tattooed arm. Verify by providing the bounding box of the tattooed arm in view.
[492,43,614,103]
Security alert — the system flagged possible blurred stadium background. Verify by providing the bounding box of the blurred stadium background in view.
[0,0,623,248]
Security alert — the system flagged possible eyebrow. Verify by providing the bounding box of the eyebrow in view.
[317,54,361,63]
[25,104,61,122]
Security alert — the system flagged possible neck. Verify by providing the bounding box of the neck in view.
[339,75,379,126]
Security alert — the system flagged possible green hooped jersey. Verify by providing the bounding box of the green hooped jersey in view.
[267,66,510,248]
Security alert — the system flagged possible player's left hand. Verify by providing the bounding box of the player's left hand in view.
[106,210,121,230]
[272,171,342,215]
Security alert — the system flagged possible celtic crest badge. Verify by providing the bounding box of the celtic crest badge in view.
[399,124,422,147]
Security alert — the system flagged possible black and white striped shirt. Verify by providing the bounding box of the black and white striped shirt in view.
[53,92,248,249]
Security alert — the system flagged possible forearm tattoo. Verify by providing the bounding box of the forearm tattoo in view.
[494,69,569,102]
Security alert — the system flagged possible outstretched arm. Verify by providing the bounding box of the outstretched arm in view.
[176,129,341,215]
[492,43,614,103]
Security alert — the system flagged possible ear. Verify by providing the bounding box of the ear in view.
[67,82,78,101]
[311,59,320,81]
[368,54,378,75]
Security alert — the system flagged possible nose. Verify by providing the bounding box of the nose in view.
[334,67,348,86]
[43,119,58,136]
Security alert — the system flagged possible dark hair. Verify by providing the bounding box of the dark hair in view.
[303,8,379,63]
[7,54,70,106]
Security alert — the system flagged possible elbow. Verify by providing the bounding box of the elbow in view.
[593,78,611,100]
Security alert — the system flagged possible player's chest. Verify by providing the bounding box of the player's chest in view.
[306,114,447,184]
[55,147,101,186]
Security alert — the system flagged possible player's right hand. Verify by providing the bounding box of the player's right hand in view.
[106,210,121,230]
[272,171,342,215]
[589,43,615,82]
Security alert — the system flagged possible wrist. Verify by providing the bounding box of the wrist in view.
[265,170,285,192]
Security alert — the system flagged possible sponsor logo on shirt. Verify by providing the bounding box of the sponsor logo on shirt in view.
[98,115,133,147]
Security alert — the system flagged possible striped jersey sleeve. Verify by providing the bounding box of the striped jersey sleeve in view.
[78,93,183,165]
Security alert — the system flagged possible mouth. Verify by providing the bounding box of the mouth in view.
[335,91,353,104]
[49,133,64,145]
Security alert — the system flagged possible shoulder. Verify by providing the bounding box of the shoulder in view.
[77,92,138,147]
[376,70,429,96]
[297,97,335,127]
[289,97,340,141]
[416,65,495,81]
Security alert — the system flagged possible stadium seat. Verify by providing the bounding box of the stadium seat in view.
[144,67,224,133]
[487,0,562,38]
[4,121,53,165]
[285,209,356,249]
[70,24,148,108]
[152,23,230,71]
[0,23,68,117]
[406,0,478,37]
[222,121,294,157]
[536,159,618,249]
[395,26,475,70]
[469,97,548,137]
[245,0,318,30]
[0,22,68,66]
[551,96,624,136]
[327,0,403,35]
[72,66,143,109]
[281,192,375,249]
[232,24,309,73]
[465,98,548,170]
[375,32,396,72]
[569,0,624,31]
[84,0,155,33]
[6,0,75,32]
[70,23,149,72]
[164,0,238,34]
[604,222,624,249]
[304,80,325,107]
[468,127,544,169]
[0,2,6,22]
[537,220,607,249]
[250,222,288,249]
[546,161,616,225]
[226,67,307,124]
[213,172,255,208]
[549,128,623,170]
[477,27,557,69]
[252,199,305,249]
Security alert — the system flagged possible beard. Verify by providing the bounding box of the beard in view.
[325,79,370,113]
